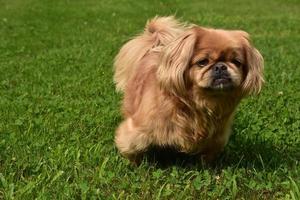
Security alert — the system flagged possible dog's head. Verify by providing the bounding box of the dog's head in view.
[157,27,264,98]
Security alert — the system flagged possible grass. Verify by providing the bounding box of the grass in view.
[0,0,299,199]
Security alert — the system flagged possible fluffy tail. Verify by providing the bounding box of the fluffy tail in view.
[113,16,185,92]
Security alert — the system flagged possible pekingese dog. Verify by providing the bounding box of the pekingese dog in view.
[113,16,264,164]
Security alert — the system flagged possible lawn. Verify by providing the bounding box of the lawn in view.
[0,0,299,199]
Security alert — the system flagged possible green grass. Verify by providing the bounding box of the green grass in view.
[0,0,299,199]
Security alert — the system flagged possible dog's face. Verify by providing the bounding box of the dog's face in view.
[158,27,264,97]
[190,29,246,91]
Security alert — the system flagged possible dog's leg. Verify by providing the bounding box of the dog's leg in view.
[115,118,152,165]
[200,134,229,166]
[200,150,221,165]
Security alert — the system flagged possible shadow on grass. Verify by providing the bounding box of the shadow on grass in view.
[141,134,299,170]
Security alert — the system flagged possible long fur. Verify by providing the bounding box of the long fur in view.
[114,16,185,92]
[157,29,197,97]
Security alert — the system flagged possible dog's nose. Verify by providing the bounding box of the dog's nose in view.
[212,63,227,76]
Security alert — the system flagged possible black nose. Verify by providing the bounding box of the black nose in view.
[212,63,227,76]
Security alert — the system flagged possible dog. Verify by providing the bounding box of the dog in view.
[113,16,264,164]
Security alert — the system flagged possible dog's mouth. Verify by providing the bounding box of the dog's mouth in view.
[210,77,234,90]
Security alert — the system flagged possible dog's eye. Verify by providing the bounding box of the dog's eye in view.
[232,59,242,68]
[196,59,209,67]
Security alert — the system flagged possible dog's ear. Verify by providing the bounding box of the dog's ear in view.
[157,29,197,96]
[239,32,264,95]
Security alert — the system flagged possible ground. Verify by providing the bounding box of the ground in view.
[0,0,299,199]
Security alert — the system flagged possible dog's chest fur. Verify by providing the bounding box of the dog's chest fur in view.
[150,96,237,154]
